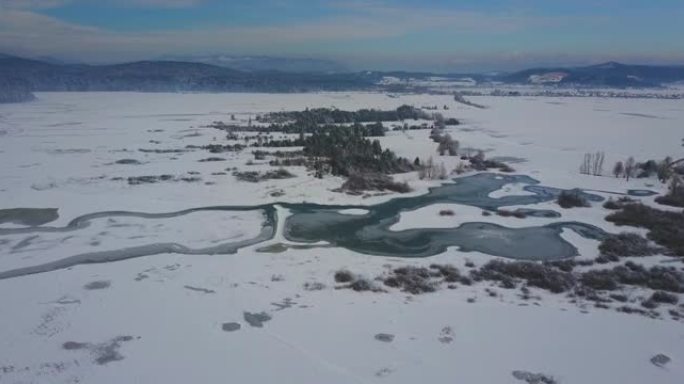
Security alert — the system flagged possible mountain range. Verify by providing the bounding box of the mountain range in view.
[158,54,347,73]
[1,54,684,103]
[501,62,684,87]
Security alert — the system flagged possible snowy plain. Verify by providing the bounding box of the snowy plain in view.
[0,92,683,383]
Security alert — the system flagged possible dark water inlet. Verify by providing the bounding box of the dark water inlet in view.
[0,208,59,226]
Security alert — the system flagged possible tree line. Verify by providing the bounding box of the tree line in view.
[259,105,429,125]
[303,125,415,177]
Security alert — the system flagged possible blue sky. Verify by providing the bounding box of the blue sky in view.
[0,0,682,71]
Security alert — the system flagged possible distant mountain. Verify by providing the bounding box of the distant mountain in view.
[0,54,374,93]
[500,62,684,87]
[161,54,347,73]
[2,53,683,97]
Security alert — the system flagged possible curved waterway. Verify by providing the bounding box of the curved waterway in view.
[0,173,608,280]
[283,173,606,259]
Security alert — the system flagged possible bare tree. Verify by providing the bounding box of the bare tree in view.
[473,150,485,163]
[669,176,682,194]
[580,151,605,176]
[438,141,447,156]
[434,113,445,130]
[580,153,592,175]
[425,157,435,179]
[657,156,673,183]
[592,151,605,176]
[419,157,447,180]
[624,157,636,181]
[612,161,624,178]
[453,162,467,175]
[438,163,448,180]
[437,134,459,156]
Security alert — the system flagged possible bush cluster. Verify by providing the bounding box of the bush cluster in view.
[470,260,576,293]
[340,173,411,193]
[557,190,590,209]
[232,168,295,182]
[606,203,684,255]
[597,232,660,261]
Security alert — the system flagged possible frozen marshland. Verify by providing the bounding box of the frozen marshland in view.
[1,92,683,383]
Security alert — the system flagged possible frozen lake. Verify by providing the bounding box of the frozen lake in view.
[1,92,683,384]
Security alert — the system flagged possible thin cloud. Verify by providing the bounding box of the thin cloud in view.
[0,2,680,70]
[115,0,205,8]
[0,3,566,62]
[0,9,403,62]
[0,0,204,9]
[0,0,71,9]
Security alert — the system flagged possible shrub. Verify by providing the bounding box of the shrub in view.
[115,158,141,165]
[263,168,296,179]
[595,254,619,264]
[610,263,684,293]
[655,178,684,208]
[340,173,411,193]
[606,203,684,255]
[617,305,649,316]
[636,160,659,178]
[609,293,629,302]
[557,190,590,209]
[580,270,619,291]
[603,199,621,210]
[233,171,260,182]
[350,278,377,292]
[575,259,595,267]
[333,270,381,292]
[544,260,576,272]
[303,282,326,291]
[471,260,575,293]
[127,174,174,185]
[270,157,308,167]
[334,270,354,283]
[496,209,527,219]
[641,267,684,293]
[429,264,461,282]
[381,264,462,294]
[233,168,295,182]
[383,266,437,294]
[655,194,684,207]
[650,290,679,305]
[598,232,659,258]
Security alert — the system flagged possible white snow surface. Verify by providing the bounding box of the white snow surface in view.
[0,92,683,383]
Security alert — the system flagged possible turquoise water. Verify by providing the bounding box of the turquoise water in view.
[0,173,608,280]
[283,173,606,259]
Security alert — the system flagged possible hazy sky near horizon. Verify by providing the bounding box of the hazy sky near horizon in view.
[0,0,682,71]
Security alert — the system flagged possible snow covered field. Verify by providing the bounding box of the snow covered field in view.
[0,92,683,383]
